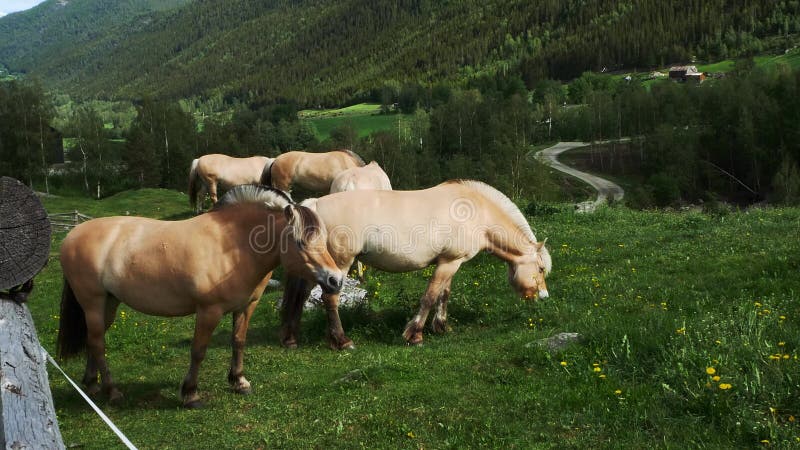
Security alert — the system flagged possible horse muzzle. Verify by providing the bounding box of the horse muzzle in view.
[319,271,344,295]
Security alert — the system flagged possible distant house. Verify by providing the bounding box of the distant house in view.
[668,66,705,83]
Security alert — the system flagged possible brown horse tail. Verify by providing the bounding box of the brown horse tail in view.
[57,278,87,359]
[188,158,200,210]
[260,160,275,187]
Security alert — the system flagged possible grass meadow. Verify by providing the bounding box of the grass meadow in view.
[25,187,800,448]
[299,104,408,141]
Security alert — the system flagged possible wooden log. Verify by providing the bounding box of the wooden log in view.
[0,177,52,291]
[0,300,65,450]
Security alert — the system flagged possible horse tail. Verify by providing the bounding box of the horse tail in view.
[188,158,200,210]
[57,278,87,359]
[260,160,275,187]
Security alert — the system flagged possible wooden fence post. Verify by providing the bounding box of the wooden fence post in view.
[0,301,65,450]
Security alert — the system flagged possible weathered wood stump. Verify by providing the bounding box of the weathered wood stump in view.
[0,177,52,291]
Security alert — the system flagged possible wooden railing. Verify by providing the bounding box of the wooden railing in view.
[47,211,93,232]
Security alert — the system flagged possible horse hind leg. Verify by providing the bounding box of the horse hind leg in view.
[82,296,120,394]
[431,282,453,334]
[83,304,123,402]
[403,259,462,345]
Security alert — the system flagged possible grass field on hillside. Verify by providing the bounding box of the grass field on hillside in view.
[29,190,800,448]
[299,103,407,141]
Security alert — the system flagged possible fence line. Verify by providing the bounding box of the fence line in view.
[48,211,93,231]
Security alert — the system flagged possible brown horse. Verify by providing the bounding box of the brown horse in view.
[261,150,365,193]
[57,185,343,407]
[188,154,274,213]
[329,161,392,193]
[280,180,552,349]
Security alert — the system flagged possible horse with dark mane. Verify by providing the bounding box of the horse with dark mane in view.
[261,150,365,193]
[58,185,343,407]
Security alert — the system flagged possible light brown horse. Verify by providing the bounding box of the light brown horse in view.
[188,154,274,212]
[261,150,365,193]
[281,180,552,349]
[329,161,392,193]
[57,185,343,407]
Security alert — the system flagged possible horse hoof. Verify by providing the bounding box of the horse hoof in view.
[108,390,124,403]
[406,340,424,347]
[282,339,298,350]
[184,400,205,409]
[86,384,101,396]
[235,387,252,396]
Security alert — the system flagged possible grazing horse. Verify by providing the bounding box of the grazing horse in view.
[57,185,343,407]
[188,154,274,212]
[329,161,392,193]
[261,150,365,193]
[280,180,552,349]
[329,161,393,280]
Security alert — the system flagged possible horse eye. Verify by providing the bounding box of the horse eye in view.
[539,267,545,273]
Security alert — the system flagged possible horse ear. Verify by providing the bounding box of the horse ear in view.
[537,238,548,250]
[283,204,295,222]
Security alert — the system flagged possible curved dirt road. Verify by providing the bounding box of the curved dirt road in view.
[533,142,624,211]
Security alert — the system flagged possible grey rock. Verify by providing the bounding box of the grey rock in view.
[527,332,583,351]
[307,277,367,309]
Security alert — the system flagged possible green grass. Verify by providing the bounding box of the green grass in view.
[27,190,800,448]
[299,103,408,140]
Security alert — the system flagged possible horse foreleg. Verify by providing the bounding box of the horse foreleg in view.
[228,299,259,395]
[208,181,218,205]
[322,292,355,350]
[181,307,224,408]
[280,275,311,348]
[403,259,463,345]
[431,280,453,334]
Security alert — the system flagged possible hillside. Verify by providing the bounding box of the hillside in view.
[0,0,191,79]
[0,0,798,106]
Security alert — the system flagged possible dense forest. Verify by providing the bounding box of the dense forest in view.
[1,1,800,207]
[1,0,799,106]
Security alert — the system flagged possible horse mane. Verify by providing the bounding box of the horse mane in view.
[214,184,293,211]
[336,149,366,167]
[450,180,537,244]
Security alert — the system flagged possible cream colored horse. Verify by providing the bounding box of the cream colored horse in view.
[188,154,274,212]
[281,180,552,349]
[329,161,392,193]
[58,185,343,407]
[329,161,392,279]
[261,150,365,193]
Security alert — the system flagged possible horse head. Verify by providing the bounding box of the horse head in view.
[280,204,343,294]
[507,240,551,300]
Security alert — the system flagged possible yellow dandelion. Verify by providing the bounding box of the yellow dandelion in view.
[593,367,602,373]
[778,342,785,347]
[676,327,686,335]
[712,376,721,382]
[599,374,606,379]
[614,389,622,395]
[788,415,795,423]
[718,383,732,390]
[783,354,790,360]
[407,431,415,439]
[760,440,769,445]
[754,302,762,307]
[560,361,568,367]
[706,367,716,375]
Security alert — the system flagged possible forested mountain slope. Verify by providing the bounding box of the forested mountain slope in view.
[0,0,191,84]
[1,0,798,105]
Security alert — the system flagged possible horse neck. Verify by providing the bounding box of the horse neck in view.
[214,204,284,272]
[482,215,536,262]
